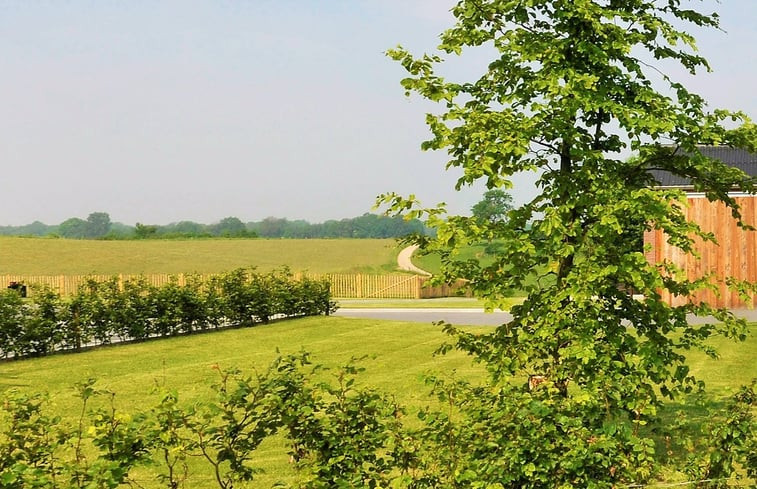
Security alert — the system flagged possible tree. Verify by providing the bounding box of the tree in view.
[471,189,513,223]
[257,216,288,238]
[85,212,111,238]
[212,216,249,237]
[167,220,209,237]
[57,217,88,239]
[134,223,158,239]
[379,1,757,486]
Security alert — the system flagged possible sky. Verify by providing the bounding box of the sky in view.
[0,1,755,226]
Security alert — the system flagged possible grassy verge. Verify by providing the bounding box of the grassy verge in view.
[0,237,402,275]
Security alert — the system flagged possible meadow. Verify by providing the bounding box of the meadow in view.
[0,237,402,275]
[1,316,754,487]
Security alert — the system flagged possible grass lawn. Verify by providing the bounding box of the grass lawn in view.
[0,317,489,409]
[0,237,402,275]
[1,316,754,487]
[0,316,488,487]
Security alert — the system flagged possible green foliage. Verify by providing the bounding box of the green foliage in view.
[0,290,25,357]
[281,359,412,488]
[0,269,335,360]
[0,379,153,489]
[683,383,757,487]
[134,222,159,239]
[375,0,757,487]
[85,213,112,239]
[0,391,63,488]
[0,354,313,489]
[1,319,755,487]
[471,189,513,224]
[248,213,428,239]
[57,217,89,239]
[57,213,112,239]
[187,357,311,489]
[0,220,56,237]
[20,287,63,356]
[0,213,427,240]
[210,217,250,238]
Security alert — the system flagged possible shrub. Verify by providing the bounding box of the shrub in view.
[0,268,334,360]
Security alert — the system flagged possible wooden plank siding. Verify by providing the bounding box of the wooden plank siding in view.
[645,196,757,308]
[0,273,470,300]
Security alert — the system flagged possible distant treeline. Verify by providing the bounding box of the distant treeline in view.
[0,212,427,239]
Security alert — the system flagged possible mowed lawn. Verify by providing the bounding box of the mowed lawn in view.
[0,316,489,488]
[1,316,754,487]
[0,237,402,275]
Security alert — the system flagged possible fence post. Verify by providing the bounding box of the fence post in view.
[325,283,330,316]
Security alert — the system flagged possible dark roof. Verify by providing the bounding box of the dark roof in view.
[649,146,757,188]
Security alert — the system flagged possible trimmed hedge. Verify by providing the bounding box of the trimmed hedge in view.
[0,268,335,359]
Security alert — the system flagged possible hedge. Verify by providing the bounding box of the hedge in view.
[0,268,335,359]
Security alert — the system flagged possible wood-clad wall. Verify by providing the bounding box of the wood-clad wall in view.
[644,196,757,308]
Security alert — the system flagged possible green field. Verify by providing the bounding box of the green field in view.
[1,316,754,487]
[0,317,488,487]
[0,237,402,275]
[412,243,490,276]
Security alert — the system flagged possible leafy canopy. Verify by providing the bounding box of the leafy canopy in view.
[471,189,514,223]
[379,0,757,486]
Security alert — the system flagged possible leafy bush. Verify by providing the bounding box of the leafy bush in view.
[19,287,63,357]
[2,357,752,488]
[0,290,26,358]
[0,268,334,360]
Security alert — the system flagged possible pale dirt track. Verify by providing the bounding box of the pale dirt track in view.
[396,245,431,276]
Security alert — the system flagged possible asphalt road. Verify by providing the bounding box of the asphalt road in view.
[334,307,757,326]
[333,308,513,326]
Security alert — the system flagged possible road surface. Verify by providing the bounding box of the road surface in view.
[333,307,757,326]
[396,245,431,275]
[334,308,512,326]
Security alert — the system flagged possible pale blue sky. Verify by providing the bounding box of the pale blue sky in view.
[0,1,754,226]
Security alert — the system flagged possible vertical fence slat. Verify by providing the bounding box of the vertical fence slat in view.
[648,196,756,308]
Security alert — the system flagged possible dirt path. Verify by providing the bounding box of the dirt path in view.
[397,244,432,276]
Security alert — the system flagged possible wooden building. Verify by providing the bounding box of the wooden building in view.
[644,146,757,308]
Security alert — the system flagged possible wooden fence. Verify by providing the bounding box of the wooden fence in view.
[644,195,757,308]
[0,273,469,300]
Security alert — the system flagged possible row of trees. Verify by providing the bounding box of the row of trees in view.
[0,213,427,239]
[0,268,334,359]
[247,213,427,238]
